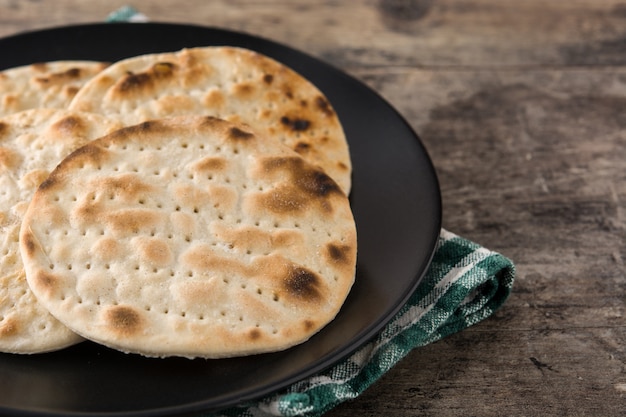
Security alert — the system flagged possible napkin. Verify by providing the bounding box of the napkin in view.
[219,230,515,417]
[106,7,517,417]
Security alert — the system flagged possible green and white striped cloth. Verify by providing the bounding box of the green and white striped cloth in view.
[217,229,515,417]
[107,5,149,22]
[107,8,516,416]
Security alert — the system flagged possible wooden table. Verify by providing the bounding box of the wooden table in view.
[2,1,624,415]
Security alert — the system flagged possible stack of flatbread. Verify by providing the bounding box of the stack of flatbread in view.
[0,47,356,359]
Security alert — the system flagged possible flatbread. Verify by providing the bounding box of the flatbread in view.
[20,116,357,358]
[0,108,123,353]
[68,46,352,194]
[0,61,109,117]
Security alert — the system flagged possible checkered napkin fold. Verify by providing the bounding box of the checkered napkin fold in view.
[216,229,515,417]
[107,7,516,416]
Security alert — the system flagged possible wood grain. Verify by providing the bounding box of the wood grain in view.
[1,0,625,415]
[329,66,626,416]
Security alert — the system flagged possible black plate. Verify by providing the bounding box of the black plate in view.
[0,23,441,416]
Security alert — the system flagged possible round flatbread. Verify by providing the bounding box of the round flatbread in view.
[0,108,123,353]
[0,61,109,117]
[68,46,352,194]
[20,116,357,358]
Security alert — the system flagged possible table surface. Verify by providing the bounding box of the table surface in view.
[1,1,624,416]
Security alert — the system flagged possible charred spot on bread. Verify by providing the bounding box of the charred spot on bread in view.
[34,67,82,85]
[37,174,58,192]
[248,328,262,341]
[280,116,311,132]
[33,271,60,297]
[297,169,340,199]
[106,305,143,336]
[21,229,37,257]
[118,72,152,92]
[283,266,321,301]
[315,96,335,117]
[51,115,86,137]
[229,126,255,141]
[294,141,311,154]
[256,156,343,215]
[326,243,352,264]
[104,209,163,236]
[0,317,18,337]
[263,156,342,198]
[117,62,176,93]
[0,146,19,171]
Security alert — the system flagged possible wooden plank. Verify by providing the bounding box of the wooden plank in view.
[1,0,626,68]
[323,66,626,416]
[0,1,624,415]
[330,326,626,416]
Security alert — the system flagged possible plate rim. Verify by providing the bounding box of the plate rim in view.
[0,21,442,417]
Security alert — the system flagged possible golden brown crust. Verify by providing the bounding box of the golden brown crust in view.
[0,108,123,354]
[0,61,108,117]
[20,115,357,358]
[69,47,352,194]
